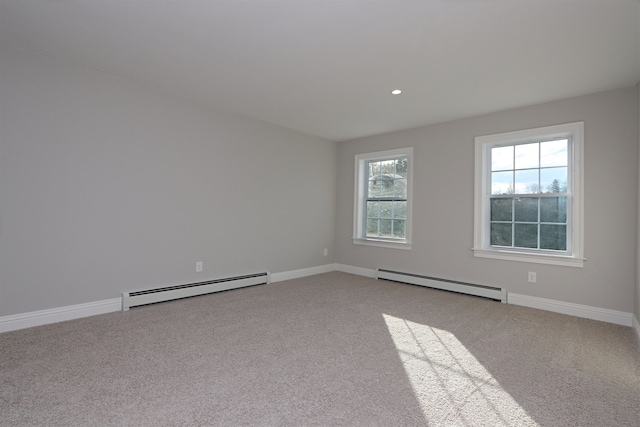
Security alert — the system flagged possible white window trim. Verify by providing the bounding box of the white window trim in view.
[473,122,584,267]
[353,147,413,250]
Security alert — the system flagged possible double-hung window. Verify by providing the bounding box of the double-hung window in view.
[473,123,584,267]
[354,148,413,249]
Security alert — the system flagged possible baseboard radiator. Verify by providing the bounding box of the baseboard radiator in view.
[122,272,269,311]
[377,269,507,303]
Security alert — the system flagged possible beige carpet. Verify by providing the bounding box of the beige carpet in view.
[1,272,639,426]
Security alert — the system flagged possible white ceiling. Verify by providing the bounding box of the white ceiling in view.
[1,1,639,142]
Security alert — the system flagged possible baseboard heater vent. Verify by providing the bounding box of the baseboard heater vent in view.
[377,269,507,303]
[122,272,269,311]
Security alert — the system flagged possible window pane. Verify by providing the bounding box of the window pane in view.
[491,171,513,195]
[514,224,538,248]
[514,169,539,194]
[379,219,392,237]
[393,201,407,219]
[491,223,512,246]
[379,201,393,219]
[491,146,513,171]
[395,158,408,178]
[514,197,538,222]
[394,178,407,198]
[540,139,567,167]
[540,224,566,250]
[515,143,539,169]
[379,176,395,197]
[366,219,379,236]
[380,160,395,175]
[368,179,381,198]
[392,219,406,238]
[366,201,379,219]
[368,161,381,179]
[490,198,512,221]
[540,167,567,193]
[540,197,567,223]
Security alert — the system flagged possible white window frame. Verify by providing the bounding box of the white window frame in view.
[473,122,584,267]
[353,147,413,250]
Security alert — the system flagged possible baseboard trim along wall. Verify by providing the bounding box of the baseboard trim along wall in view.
[270,264,336,283]
[334,264,635,328]
[0,264,337,333]
[1,263,636,333]
[335,263,376,278]
[508,293,633,327]
[0,298,122,333]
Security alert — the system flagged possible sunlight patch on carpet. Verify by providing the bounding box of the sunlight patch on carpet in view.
[383,314,539,426]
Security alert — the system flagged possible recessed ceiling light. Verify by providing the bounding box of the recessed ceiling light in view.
[391,89,402,95]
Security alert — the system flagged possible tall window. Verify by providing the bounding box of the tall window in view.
[474,123,583,267]
[354,148,413,249]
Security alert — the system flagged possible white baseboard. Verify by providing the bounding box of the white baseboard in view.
[334,264,636,328]
[1,264,337,334]
[4,264,635,334]
[0,298,121,334]
[508,293,633,327]
[335,263,376,278]
[269,263,336,283]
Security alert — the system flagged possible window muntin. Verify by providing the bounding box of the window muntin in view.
[473,122,583,267]
[354,148,413,249]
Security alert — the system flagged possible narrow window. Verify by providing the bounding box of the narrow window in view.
[354,148,413,249]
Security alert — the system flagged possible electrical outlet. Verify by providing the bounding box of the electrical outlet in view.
[196,261,203,273]
[323,248,328,256]
[528,272,536,283]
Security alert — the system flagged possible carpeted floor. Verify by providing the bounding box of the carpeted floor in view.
[1,272,639,426]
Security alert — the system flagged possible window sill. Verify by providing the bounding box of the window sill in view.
[472,248,584,267]
[353,238,412,250]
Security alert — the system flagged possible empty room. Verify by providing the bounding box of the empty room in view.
[1,1,639,426]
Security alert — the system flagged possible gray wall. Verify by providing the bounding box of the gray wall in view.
[637,84,640,325]
[2,42,638,319]
[0,46,337,316]
[636,6,640,331]
[336,87,638,313]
